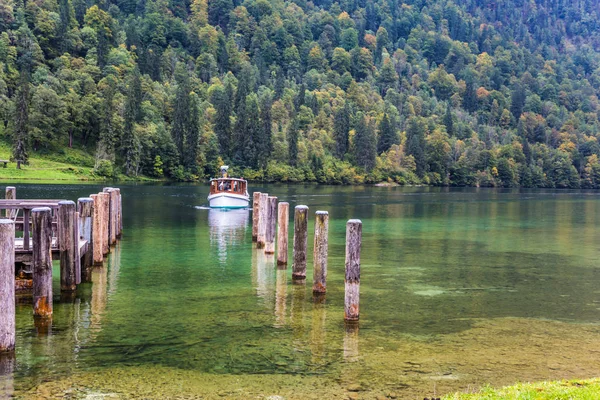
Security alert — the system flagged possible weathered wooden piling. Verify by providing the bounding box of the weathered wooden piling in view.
[118,188,123,237]
[344,219,362,322]
[257,192,269,249]
[74,211,81,285]
[99,192,110,255]
[4,187,15,219]
[78,198,94,281]
[58,201,77,292]
[115,188,122,238]
[277,202,289,266]
[0,219,15,352]
[292,205,309,281]
[103,188,117,246]
[252,192,261,241]
[90,194,104,264]
[265,196,278,254]
[32,207,53,318]
[313,211,329,294]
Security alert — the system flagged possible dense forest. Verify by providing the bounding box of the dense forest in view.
[1,0,600,186]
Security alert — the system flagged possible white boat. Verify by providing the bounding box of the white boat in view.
[208,166,250,209]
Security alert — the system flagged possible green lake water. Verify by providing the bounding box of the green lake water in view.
[4,183,600,399]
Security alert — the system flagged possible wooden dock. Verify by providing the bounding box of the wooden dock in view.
[0,187,122,283]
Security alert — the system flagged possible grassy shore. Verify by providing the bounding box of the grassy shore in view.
[0,142,159,182]
[0,142,103,181]
[444,378,600,399]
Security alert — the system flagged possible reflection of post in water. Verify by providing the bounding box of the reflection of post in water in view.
[0,353,14,398]
[343,322,359,362]
[274,267,287,328]
[91,264,108,335]
[34,316,52,336]
[108,242,121,296]
[254,249,275,306]
[310,296,326,365]
[290,282,307,344]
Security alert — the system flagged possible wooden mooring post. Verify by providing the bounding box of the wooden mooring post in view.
[277,202,289,266]
[118,188,123,238]
[103,188,117,246]
[313,211,329,294]
[4,187,15,219]
[265,196,278,254]
[78,198,94,282]
[0,219,15,352]
[58,201,77,292]
[32,207,53,318]
[99,192,110,255]
[292,205,308,281]
[257,193,268,249]
[90,194,104,264]
[252,192,261,241]
[344,219,362,322]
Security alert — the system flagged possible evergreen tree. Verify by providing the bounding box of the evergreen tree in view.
[13,74,29,166]
[13,24,39,166]
[122,67,142,176]
[58,0,75,53]
[232,94,247,166]
[287,118,299,167]
[377,113,397,154]
[172,63,190,162]
[257,94,272,169]
[406,117,427,177]
[353,113,377,171]
[211,85,232,159]
[510,85,527,120]
[462,74,478,113]
[295,84,306,112]
[97,76,118,163]
[333,103,350,159]
[184,93,200,172]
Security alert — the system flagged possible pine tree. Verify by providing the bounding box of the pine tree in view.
[333,103,350,159]
[122,67,142,176]
[257,94,272,169]
[377,113,397,154]
[12,24,39,166]
[510,85,527,120]
[287,118,299,167]
[211,85,232,159]
[353,113,377,171]
[13,73,29,166]
[97,76,118,163]
[184,93,200,172]
[406,117,427,177]
[172,63,190,163]
[58,0,76,53]
[232,94,247,166]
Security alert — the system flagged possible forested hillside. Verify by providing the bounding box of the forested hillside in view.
[1,0,600,186]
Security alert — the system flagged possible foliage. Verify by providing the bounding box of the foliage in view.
[0,0,599,187]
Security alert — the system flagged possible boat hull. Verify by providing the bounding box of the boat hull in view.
[207,193,249,209]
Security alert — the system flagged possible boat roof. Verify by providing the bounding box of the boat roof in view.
[209,177,247,182]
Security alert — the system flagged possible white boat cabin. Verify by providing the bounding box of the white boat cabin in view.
[209,178,248,196]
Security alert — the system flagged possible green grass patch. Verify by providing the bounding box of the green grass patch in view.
[0,142,157,182]
[444,378,600,400]
[0,142,100,181]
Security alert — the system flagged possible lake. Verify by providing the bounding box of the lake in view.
[5,183,600,399]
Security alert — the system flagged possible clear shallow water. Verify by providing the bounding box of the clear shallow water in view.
[3,183,600,399]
